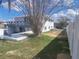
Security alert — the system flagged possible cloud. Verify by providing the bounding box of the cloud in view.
[58,11,66,17]
[2,1,22,12]
[2,0,74,12]
[17,0,22,4]
[16,0,32,8]
[67,9,76,16]
[52,9,75,17]
[54,9,76,17]
[64,0,74,6]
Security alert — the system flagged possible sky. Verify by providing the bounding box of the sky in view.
[0,0,79,21]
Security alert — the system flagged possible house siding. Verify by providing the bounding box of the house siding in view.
[2,16,54,35]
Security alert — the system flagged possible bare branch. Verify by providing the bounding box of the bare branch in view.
[5,0,73,36]
[8,0,11,11]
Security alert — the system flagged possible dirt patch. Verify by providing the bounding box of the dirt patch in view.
[6,50,17,55]
[43,29,63,37]
[5,50,22,56]
[57,53,71,59]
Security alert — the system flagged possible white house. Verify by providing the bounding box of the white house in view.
[0,22,5,36]
[0,16,54,40]
[42,19,54,32]
[0,29,4,36]
[4,16,54,34]
[14,16,54,32]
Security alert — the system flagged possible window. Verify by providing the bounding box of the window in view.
[45,27,47,30]
[49,26,50,29]
[51,26,52,28]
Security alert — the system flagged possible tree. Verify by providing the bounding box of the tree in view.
[57,16,69,29]
[0,0,73,36]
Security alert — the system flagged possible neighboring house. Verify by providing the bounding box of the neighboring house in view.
[4,16,30,35]
[1,16,54,36]
[0,21,5,36]
[42,19,54,32]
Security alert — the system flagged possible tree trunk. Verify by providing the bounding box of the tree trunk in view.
[32,28,42,37]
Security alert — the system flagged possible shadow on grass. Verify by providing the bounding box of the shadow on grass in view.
[33,30,70,59]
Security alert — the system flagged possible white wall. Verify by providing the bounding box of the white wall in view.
[42,20,54,32]
[67,20,79,59]
[0,29,4,36]
[66,22,74,56]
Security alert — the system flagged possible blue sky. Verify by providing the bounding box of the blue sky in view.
[0,7,23,20]
[0,0,79,20]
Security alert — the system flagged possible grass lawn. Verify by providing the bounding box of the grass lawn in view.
[0,35,53,59]
[0,30,70,59]
[34,31,70,59]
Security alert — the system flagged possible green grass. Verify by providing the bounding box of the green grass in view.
[0,31,70,59]
[33,31,70,59]
[0,35,53,59]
